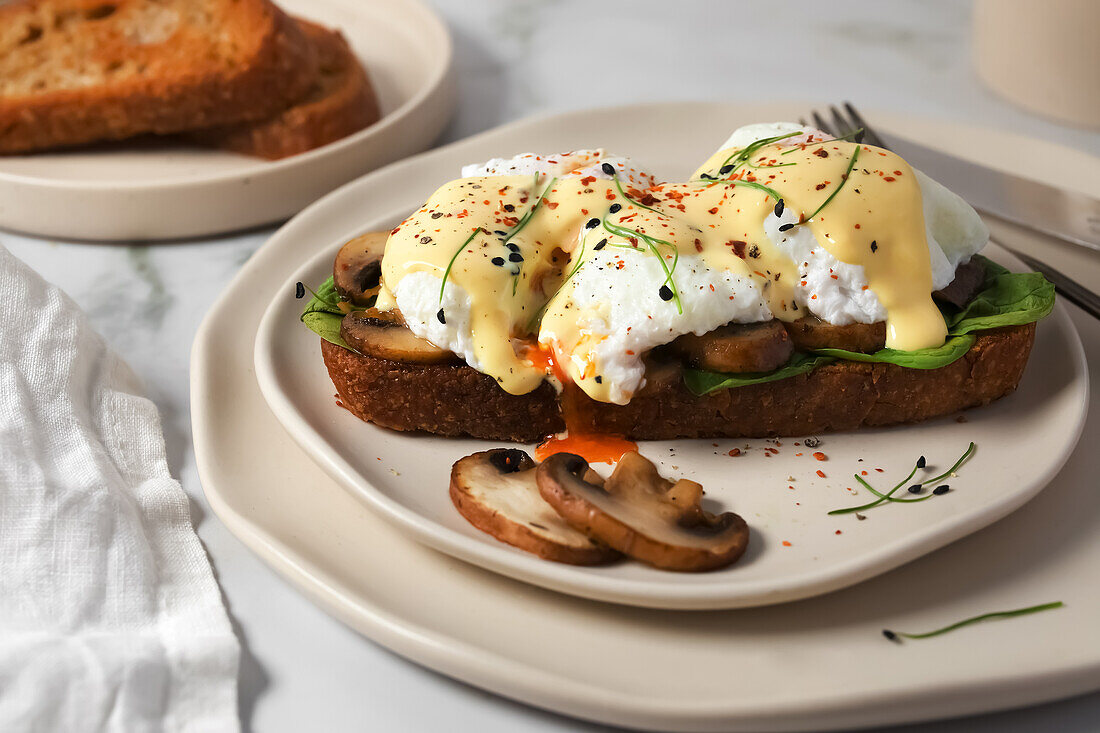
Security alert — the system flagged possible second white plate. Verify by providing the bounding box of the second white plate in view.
[251,104,1088,610]
[0,0,454,241]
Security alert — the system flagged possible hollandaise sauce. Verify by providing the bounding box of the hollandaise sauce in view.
[376,137,944,404]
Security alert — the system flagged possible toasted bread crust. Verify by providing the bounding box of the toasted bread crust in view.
[322,323,1036,441]
[0,0,317,153]
[322,339,564,442]
[192,19,380,159]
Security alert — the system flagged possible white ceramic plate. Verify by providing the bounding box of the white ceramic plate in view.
[195,103,1100,731]
[252,105,1087,610]
[0,0,454,242]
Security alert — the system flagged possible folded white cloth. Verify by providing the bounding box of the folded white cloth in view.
[0,246,239,732]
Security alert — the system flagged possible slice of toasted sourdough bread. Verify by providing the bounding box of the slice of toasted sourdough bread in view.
[190,18,380,159]
[0,0,317,154]
[321,323,1036,442]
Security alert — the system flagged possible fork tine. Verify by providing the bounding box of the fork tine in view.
[843,102,888,150]
[811,110,833,136]
[829,105,853,139]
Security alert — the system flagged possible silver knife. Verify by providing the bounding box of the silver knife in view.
[879,133,1100,252]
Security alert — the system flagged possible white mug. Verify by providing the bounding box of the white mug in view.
[973,0,1100,129]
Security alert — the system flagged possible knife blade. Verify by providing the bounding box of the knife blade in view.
[879,133,1100,252]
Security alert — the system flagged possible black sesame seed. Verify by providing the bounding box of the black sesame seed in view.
[594,238,607,251]
[494,230,507,237]
[506,242,520,252]
[594,376,602,384]
[883,630,898,641]
[294,281,305,299]
[700,173,715,180]
[870,240,878,253]
[586,218,600,229]
[916,455,926,469]
[601,162,616,176]
[778,223,794,232]
[508,252,523,262]
[933,485,951,495]
[436,309,446,324]
[609,203,622,214]
[719,164,734,175]
[774,199,784,217]
[491,256,505,266]
[659,285,674,301]
[907,484,923,494]
[503,204,515,212]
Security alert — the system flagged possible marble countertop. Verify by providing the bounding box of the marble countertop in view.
[4,1,1098,731]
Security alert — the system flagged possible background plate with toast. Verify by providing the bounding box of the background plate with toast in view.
[0,0,454,241]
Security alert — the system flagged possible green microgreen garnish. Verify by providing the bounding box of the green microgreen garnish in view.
[883,602,1064,642]
[780,128,865,155]
[716,131,803,175]
[827,442,975,515]
[613,176,664,216]
[439,226,484,302]
[504,174,556,241]
[688,177,784,202]
[800,143,861,224]
[602,219,683,314]
[503,175,557,299]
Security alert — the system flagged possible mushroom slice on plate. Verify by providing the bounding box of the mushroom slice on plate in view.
[341,308,458,364]
[537,452,749,572]
[333,231,387,305]
[450,449,621,565]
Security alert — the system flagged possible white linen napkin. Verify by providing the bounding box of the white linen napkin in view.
[0,245,239,733]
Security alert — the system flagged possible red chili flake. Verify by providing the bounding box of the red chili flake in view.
[625,350,635,355]
[579,176,596,185]
[581,208,589,215]
[728,448,741,457]
[694,238,703,252]
[813,452,827,461]
[782,541,792,547]
[861,470,868,476]
[893,170,902,175]
[813,148,829,158]
[545,201,558,209]
[795,452,803,457]
[728,240,747,258]
[816,470,826,478]
[875,468,884,473]
[883,176,896,182]
[835,530,843,535]
[708,207,719,214]
[391,226,401,234]
[854,224,861,229]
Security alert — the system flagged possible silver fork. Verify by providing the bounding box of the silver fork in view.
[804,102,1100,321]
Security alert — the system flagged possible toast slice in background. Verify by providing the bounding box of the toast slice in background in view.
[191,19,381,159]
[0,0,318,154]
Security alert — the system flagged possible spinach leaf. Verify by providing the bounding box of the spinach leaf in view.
[812,334,976,369]
[301,276,350,349]
[946,256,1054,335]
[683,353,836,396]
